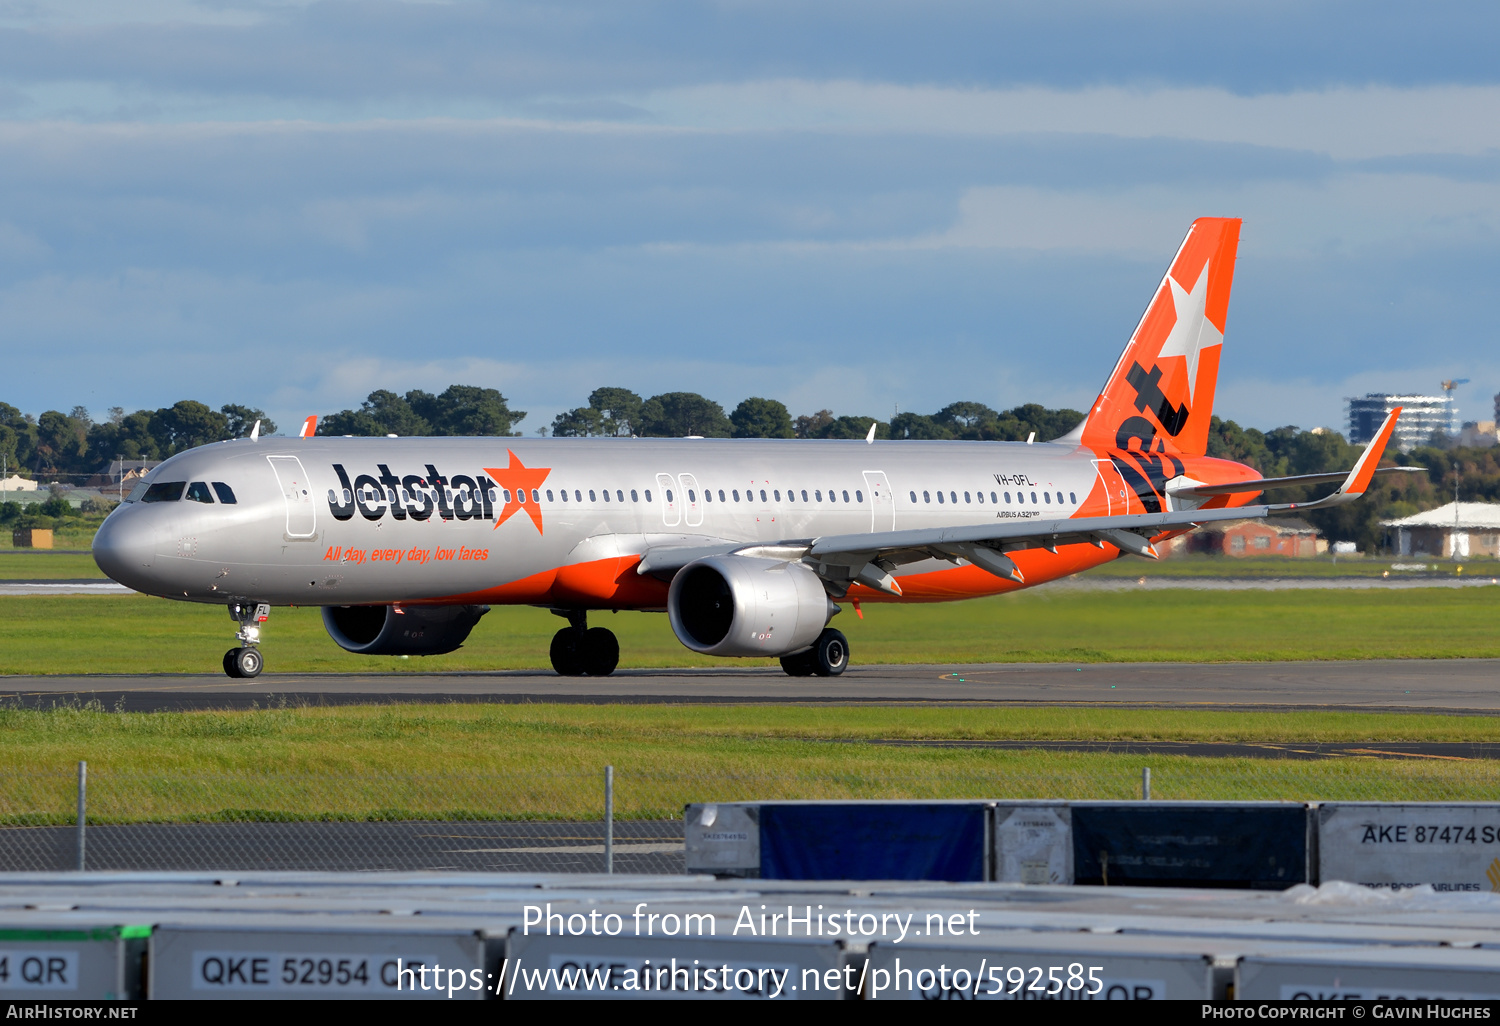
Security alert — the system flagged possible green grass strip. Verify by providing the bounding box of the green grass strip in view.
[8,585,1500,673]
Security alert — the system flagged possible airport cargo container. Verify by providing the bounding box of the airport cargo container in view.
[0,922,149,1000]
[1318,802,1500,892]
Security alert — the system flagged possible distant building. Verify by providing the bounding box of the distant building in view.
[84,459,161,489]
[1382,502,1500,559]
[1458,420,1498,448]
[1346,393,1454,450]
[1161,517,1325,558]
[0,475,38,493]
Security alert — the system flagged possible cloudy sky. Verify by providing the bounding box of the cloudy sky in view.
[3,1,1498,436]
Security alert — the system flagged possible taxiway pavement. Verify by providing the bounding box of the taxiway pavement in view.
[4,659,1499,713]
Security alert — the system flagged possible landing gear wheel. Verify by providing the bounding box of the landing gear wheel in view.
[811,628,849,677]
[222,649,242,679]
[550,628,585,676]
[580,627,619,677]
[779,650,816,677]
[231,647,263,679]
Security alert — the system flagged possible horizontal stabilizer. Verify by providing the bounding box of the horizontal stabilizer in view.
[1172,465,1424,498]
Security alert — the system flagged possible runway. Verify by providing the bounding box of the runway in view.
[4,658,1500,713]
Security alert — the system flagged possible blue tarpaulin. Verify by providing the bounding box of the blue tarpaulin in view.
[759,803,986,881]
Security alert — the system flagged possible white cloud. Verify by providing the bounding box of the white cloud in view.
[913,173,1500,257]
[642,80,1500,161]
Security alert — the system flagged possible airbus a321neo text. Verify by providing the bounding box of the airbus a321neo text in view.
[93,218,1410,679]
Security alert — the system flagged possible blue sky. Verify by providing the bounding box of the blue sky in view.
[3,1,1499,436]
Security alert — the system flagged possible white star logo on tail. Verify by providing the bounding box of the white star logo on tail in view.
[1156,260,1222,400]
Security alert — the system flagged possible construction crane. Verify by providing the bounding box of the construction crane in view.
[1441,378,1470,395]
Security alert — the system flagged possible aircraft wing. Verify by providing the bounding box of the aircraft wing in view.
[638,503,1268,594]
[799,503,1269,593]
[636,409,1403,596]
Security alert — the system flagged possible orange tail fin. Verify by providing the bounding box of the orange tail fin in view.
[1079,217,1241,457]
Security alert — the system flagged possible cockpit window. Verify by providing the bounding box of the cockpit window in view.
[212,482,237,504]
[141,481,185,503]
[185,481,215,504]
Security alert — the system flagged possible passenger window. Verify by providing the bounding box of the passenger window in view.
[855,490,863,502]
[546,489,554,502]
[185,481,214,503]
[977,491,984,504]
[719,490,726,502]
[537,490,544,503]
[760,489,767,502]
[664,489,672,502]
[631,489,639,502]
[1044,492,1051,503]
[950,491,957,504]
[923,491,930,503]
[733,490,740,502]
[211,482,236,504]
[964,491,971,504]
[801,489,808,501]
[704,489,712,502]
[1031,491,1038,503]
[909,491,917,503]
[773,489,780,501]
[1007,492,1014,503]
[503,489,513,503]
[645,489,652,502]
[815,490,823,502]
[142,481,185,503]
[560,490,568,501]
[991,492,998,504]
[937,491,944,504]
[616,490,623,502]
[840,490,848,503]
[1069,491,1076,504]
[686,490,694,502]
[602,489,611,502]
[590,490,598,502]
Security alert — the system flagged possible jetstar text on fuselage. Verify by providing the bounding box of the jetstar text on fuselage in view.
[327,450,552,533]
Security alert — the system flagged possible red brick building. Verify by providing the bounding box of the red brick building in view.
[1160,517,1324,558]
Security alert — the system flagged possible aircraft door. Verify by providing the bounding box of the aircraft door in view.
[655,473,681,527]
[863,470,895,532]
[1091,458,1128,516]
[678,472,703,527]
[267,455,317,538]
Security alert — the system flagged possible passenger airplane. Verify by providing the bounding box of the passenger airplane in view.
[94,218,1407,679]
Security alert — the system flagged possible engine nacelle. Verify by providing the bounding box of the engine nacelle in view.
[668,555,836,657]
[322,603,489,656]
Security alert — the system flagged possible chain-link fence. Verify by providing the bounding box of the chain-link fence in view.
[1,753,1496,874]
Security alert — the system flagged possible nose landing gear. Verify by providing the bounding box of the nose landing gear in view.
[223,601,270,678]
[548,609,619,677]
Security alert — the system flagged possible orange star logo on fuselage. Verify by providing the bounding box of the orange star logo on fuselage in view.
[483,450,552,534]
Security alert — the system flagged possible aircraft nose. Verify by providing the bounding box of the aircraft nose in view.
[92,508,156,590]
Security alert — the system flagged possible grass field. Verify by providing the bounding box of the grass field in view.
[0,704,1494,822]
[3,584,1499,674]
[0,550,103,578]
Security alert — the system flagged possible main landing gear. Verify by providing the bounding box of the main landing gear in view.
[223,601,270,679]
[549,609,619,677]
[779,628,849,678]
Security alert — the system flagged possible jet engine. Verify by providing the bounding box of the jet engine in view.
[667,555,837,657]
[322,603,489,656]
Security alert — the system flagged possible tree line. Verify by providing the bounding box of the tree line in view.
[0,401,274,479]
[545,387,1086,442]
